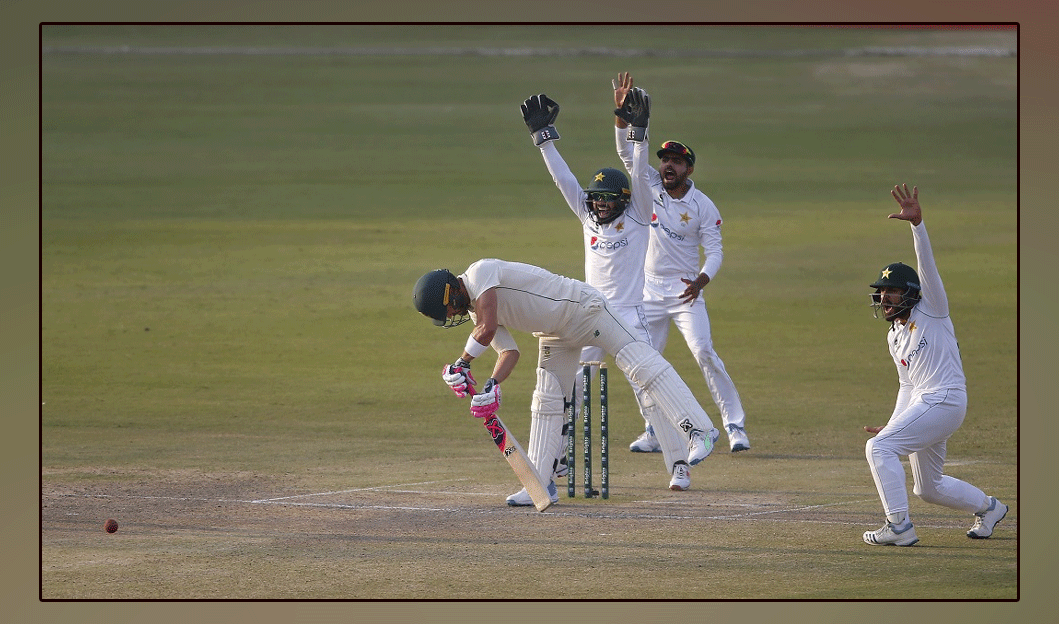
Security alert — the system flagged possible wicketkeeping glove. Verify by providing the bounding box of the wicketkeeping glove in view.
[442,358,477,398]
[614,87,650,142]
[521,94,561,146]
[470,378,502,419]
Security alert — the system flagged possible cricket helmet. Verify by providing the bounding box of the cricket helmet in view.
[869,262,921,320]
[413,269,470,328]
[583,167,631,225]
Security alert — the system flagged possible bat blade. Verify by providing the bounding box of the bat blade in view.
[479,413,553,512]
[465,382,553,512]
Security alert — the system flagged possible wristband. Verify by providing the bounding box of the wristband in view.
[531,126,560,146]
[626,126,647,142]
[464,335,489,358]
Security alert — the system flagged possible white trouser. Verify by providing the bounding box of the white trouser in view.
[865,388,986,518]
[575,305,687,472]
[535,297,685,475]
[644,274,745,431]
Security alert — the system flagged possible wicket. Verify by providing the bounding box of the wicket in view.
[567,361,608,499]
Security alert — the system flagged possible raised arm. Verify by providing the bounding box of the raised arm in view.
[522,94,588,218]
[613,73,635,171]
[890,184,948,316]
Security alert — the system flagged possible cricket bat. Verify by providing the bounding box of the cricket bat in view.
[468,385,553,512]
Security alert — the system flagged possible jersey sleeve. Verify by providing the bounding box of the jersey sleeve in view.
[628,136,655,225]
[539,142,590,221]
[615,125,634,174]
[460,260,501,302]
[890,380,914,420]
[699,200,724,280]
[911,221,949,317]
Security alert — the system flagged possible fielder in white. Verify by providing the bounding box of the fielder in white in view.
[862,184,1009,546]
[412,260,721,507]
[521,88,701,494]
[613,73,750,454]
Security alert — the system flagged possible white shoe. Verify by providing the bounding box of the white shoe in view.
[687,427,720,465]
[554,458,569,479]
[506,481,559,506]
[629,426,661,453]
[669,462,690,491]
[727,425,750,452]
[967,497,1008,539]
[863,520,919,546]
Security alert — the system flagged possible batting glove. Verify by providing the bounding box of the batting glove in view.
[521,94,561,146]
[614,87,650,142]
[442,358,476,398]
[470,378,502,419]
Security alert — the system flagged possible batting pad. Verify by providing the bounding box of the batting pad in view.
[648,400,689,472]
[615,341,716,438]
[529,367,567,478]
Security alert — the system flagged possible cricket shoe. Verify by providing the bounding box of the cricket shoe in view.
[687,427,720,466]
[506,481,559,506]
[629,426,661,453]
[863,520,919,546]
[669,461,691,491]
[967,497,1008,539]
[727,425,751,453]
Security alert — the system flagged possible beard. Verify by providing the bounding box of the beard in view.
[661,167,687,191]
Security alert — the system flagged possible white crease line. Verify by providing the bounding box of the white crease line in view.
[44,492,1016,528]
[251,478,471,502]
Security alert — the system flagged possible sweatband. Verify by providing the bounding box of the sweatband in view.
[464,335,489,358]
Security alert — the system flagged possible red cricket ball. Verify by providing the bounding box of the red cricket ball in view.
[104,519,119,533]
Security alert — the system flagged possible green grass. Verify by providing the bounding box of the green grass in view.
[40,25,1017,601]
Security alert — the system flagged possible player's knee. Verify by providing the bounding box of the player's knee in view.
[865,436,892,463]
[531,367,566,416]
[912,480,943,504]
[615,341,668,389]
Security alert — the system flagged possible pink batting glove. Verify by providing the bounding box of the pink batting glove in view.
[442,361,476,398]
[469,379,501,419]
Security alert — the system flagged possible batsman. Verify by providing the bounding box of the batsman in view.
[413,259,721,507]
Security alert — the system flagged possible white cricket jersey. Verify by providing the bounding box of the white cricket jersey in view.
[459,259,588,336]
[616,128,723,283]
[539,140,652,307]
[886,222,966,395]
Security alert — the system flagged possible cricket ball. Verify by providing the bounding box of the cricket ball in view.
[104,519,119,533]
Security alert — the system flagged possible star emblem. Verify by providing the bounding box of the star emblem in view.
[881,268,892,279]
[680,212,691,225]
[615,221,624,232]
[908,321,917,332]
[594,172,605,182]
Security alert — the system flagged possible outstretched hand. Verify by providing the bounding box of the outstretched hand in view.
[888,183,922,226]
[615,87,650,128]
[612,72,633,110]
[521,94,560,133]
[863,425,884,435]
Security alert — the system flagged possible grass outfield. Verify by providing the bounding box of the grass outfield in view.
[40,25,1017,601]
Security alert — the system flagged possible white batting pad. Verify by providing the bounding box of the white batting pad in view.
[528,367,568,476]
[615,341,716,438]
